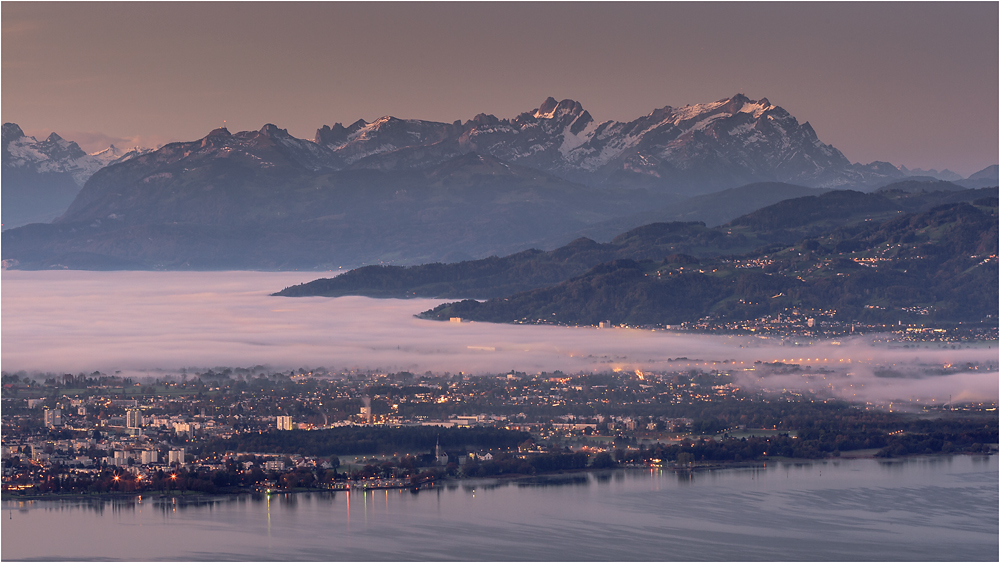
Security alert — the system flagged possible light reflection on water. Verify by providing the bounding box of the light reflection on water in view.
[2,456,997,561]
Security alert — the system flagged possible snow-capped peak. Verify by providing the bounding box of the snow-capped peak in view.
[91,144,123,159]
[533,97,585,120]
[3,123,152,185]
[90,144,151,167]
[533,97,560,118]
[2,122,26,143]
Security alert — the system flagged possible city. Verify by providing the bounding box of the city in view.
[3,358,995,497]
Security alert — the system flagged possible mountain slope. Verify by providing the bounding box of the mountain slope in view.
[273,222,728,300]
[277,187,995,299]
[2,128,672,269]
[2,123,149,229]
[874,179,965,194]
[546,182,830,245]
[319,94,905,195]
[5,94,992,269]
[956,165,999,189]
[420,201,998,327]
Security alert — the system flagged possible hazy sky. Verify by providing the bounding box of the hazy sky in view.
[2,2,997,175]
[3,271,997,403]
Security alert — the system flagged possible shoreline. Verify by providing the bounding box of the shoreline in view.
[5,451,991,503]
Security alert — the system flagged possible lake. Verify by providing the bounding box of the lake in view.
[3,456,996,561]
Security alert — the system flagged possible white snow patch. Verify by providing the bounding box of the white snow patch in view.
[671,100,728,122]
[688,113,728,132]
[728,122,757,137]
[5,135,127,185]
[737,101,770,118]
[558,120,598,158]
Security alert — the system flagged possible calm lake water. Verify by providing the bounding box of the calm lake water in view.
[3,456,997,561]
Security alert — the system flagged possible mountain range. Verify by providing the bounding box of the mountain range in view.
[1,123,150,228]
[2,93,997,269]
[309,94,906,193]
[2,141,673,269]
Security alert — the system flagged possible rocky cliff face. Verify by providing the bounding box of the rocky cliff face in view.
[314,94,905,193]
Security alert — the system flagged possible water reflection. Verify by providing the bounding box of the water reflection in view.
[3,457,997,562]
[462,480,510,492]
[515,474,589,488]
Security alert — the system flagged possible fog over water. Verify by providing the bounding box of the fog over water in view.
[2,271,996,403]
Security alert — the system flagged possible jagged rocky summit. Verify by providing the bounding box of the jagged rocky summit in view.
[309,93,906,194]
[2,123,150,228]
[3,93,996,270]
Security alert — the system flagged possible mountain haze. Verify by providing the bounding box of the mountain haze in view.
[277,187,995,301]
[3,94,996,270]
[2,123,149,228]
[421,200,998,327]
[3,126,670,269]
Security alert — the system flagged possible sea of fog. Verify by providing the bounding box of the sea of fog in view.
[1,270,996,403]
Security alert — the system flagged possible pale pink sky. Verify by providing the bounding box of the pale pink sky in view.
[3,2,997,175]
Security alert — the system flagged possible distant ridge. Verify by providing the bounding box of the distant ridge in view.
[955,165,1000,189]
[2,123,150,229]
[276,187,995,300]
[3,92,996,269]
[309,93,907,194]
[875,179,965,194]
[547,182,830,245]
[420,200,998,327]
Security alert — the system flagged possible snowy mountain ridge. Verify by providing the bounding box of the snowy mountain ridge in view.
[312,94,908,193]
[6,93,996,204]
[1,123,153,228]
[2,123,150,186]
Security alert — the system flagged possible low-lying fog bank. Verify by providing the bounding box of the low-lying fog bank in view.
[2,271,996,403]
